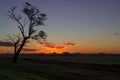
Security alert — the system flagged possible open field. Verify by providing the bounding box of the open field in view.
[0,54,120,80]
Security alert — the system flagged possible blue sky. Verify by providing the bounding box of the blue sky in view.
[0,0,120,53]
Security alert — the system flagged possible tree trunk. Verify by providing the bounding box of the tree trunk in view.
[12,52,19,63]
[12,38,27,63]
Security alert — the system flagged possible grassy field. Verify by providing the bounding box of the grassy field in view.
[0,54,120,80]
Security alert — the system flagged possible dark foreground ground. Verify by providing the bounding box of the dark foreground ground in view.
[0,54,120,80]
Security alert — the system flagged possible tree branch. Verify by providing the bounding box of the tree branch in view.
[8,7,25,38]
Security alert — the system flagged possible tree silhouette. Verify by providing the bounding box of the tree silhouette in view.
[7,2,47,63]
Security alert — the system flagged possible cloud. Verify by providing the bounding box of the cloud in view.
[45,43,64,49]
[23,48,37,51]
[38,42,64,49]
[88,37,112,44]
[114,32,120,36]
[0,41,14,47]
[64,42,76,46]
[38,41,76,49]
[39,42,44,45]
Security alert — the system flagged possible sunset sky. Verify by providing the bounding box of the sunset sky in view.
[0,0,120,54]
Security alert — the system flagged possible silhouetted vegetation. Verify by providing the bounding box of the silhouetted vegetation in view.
[7,2,47,63]
[62,52,70,55]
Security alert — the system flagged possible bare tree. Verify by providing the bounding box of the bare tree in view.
[7,2,47,63]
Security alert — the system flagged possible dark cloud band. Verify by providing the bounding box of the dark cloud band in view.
[0,41,14,47]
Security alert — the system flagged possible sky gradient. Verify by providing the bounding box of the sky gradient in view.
[0,0,120,54]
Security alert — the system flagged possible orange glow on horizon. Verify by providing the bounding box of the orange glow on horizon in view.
[0,42,120,54]
[37,48,64,54]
